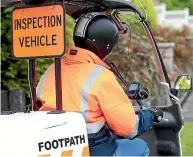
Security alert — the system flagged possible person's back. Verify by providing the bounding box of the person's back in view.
[37,45,137,155]
[37,45,122,131]
[37,12,163,156]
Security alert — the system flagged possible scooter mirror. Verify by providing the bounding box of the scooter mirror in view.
[174,75,192,90]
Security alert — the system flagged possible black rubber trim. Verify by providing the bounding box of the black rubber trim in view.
[47,110,65,114]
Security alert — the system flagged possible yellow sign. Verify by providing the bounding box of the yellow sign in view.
[11,4,65,59]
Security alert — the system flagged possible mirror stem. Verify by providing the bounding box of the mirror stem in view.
[170,88,179,97]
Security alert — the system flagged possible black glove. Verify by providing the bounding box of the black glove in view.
[146,107,163,123]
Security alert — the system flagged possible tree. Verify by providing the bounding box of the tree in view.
[1,7,75,95]
[119,0,158,35]
[133,0,158,27]
[162,0,193,15]
[121,0,157,26]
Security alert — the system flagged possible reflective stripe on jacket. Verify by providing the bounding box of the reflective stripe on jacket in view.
[37,45,136,136]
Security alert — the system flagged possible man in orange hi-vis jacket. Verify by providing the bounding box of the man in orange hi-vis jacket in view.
[37,12,163,156]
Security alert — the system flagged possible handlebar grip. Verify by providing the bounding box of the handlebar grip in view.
[137,90,148,100]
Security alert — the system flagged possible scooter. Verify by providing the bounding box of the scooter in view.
[0,0,192,157]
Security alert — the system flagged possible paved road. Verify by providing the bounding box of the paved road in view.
[182,92,193,122]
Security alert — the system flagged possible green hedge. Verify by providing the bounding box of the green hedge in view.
[1,7,75,95]
[162,0,193,15]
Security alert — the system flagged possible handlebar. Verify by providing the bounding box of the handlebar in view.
[106,59,168,123]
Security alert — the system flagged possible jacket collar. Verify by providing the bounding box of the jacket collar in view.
[63,45,111,69]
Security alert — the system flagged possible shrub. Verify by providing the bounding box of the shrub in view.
[153,26,193,60]
[1,7,75,95]
[120,0,158,34]
[108,32,160,96]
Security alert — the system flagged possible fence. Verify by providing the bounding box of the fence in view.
[1,90,28,113]
[188,16,193,29]
[155,3,193,29]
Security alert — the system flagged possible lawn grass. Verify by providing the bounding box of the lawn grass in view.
[181,123,193,156]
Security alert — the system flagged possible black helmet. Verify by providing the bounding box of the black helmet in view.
[73,13,119,59]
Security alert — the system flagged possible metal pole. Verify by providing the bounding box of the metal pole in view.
[28,59,37,111]
[55,58,62,110]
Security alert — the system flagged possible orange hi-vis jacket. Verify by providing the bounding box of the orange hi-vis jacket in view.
[37,45,136,136]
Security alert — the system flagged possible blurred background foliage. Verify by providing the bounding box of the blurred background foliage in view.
[108,0,160,96]
[1,0,193,95]
[153,26,193,59]
[132,0,158,27]
[153,25,193,81]
[119,0,158,35]
[108,0,193,100]
[1,7,75,95]
[108,23,161,101]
